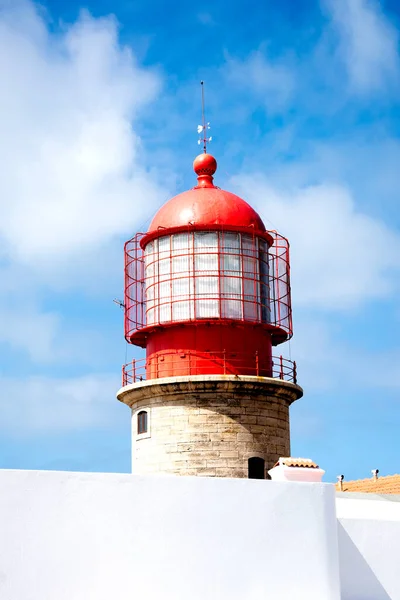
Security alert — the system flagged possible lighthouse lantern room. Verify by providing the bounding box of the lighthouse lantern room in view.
[117,152,303,479]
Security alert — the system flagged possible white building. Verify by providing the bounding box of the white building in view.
[1,463,400,599]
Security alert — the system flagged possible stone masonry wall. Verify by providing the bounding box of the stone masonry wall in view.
[117,376,303,478]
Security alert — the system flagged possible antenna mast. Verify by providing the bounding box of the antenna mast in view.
[201,81,206,153]
[197,81,212,153]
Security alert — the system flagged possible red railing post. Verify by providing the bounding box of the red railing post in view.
[293,360,297,384]
[255,351,259,376]
[280,355,284,380]
[223,349,226,375]
[132,359,136,383]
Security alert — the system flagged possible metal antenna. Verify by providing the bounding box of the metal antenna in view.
[113,298,125,309]
[197,81,212,152]
[201,81,206,153]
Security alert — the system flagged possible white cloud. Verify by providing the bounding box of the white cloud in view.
[231,176,400,310]
[0,373,123,435]
[324,0,400,93]
[0,1,169,363]
[0,1,166,266]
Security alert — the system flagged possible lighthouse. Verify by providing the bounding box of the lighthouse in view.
[117,152,303,479]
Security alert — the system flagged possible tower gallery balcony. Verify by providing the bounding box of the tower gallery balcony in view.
[122,351,297,386]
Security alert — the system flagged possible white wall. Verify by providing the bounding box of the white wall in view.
[0,470,340,600]
[337,494,400,600]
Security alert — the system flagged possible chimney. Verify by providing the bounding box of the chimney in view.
[337,474,344,492]
[371,469,379,481]
[268,457,325,483]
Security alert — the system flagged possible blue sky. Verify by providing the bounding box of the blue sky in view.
[0,0,399,482]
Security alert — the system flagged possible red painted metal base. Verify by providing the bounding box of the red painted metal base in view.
[145,322,273,378]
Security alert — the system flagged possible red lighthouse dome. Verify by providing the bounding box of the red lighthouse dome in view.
[124,153,293,380]
[147,154,267,239]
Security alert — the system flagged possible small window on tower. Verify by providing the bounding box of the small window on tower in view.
[137,410,148,435]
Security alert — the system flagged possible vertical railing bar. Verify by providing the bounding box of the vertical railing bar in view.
[255,350,259,376]
[223,349,226,375]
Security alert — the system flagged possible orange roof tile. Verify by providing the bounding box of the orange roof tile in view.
[274,457,319,469]
[336,474,400,494]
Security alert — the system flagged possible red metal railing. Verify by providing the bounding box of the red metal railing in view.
[124,230,292,345]
[122,352,297,386]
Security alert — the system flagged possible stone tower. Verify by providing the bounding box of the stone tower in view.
[117,152,303,479]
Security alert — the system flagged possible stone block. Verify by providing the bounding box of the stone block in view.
[196,468,217,477]
[236,432,254,442]
[250,425,267,434]
[243,415,257,424]
[219,450,240,458]
[215,468,238,477]
[177,444,195,452]
[206,459,229,468]
[209,433,224,442]
[188,415,208,424]
[217,425,238,434]
[189,433,211,442]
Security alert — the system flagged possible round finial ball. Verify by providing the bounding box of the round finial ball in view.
[193,153,217,177]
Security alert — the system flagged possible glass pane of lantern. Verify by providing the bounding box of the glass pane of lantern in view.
[259,258,268,286]
[146,284,154,300]
[195,275,219,318]
[244,300,258,321]
[158,301,171,323]
[172,300,192,321]
[158,235,170,259]
[144,241,153,265]
[159,280,170,299]
[196,275,218,295]
[194,231,218,249]
[221,276,241,297]
[243,256,257,277]
[145,284,155,311]
[194,232,218,273]
[242,235,257,258]
[243,277,257,301]
[146,261,155,279]
[172,232,189,252]
[220,233,240,274]
[172,254,190,275]
[196,299,219,318]
[244,273,260,322]
[261,283,271,323]
[158,258,171,282]
[221,252,240,274]
[146,307,155,325]
[195,252,218,273]
[260,240,270,324]
[222,299,242,319]
[221,232,240,252]
[172,277,190,298]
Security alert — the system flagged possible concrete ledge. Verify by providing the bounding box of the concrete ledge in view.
[117,374,303,407]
